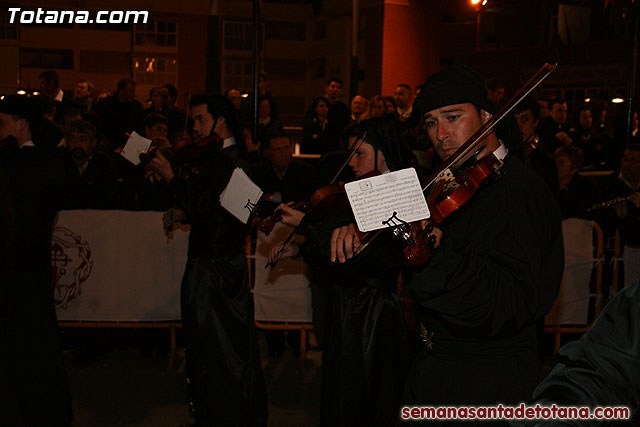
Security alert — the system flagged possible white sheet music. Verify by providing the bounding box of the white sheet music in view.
[220,168,263,224]
[344,168,430,232]
[120,131,151,166]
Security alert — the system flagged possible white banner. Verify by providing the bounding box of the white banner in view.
[545,218,597,325]
[252,223,312,323]
[52,210,188,321]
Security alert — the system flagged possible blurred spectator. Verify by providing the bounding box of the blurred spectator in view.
[73,79,94,112]
[145,86,170,115]
[33,96,64,151]
[302,97,341,154]
[595,108,611,137]
[256,96,283,146]
[384,96,396,115]
[537,99,572,154]
[553,145,595,219]
[252,132,314,215]
[160,83,187,141]
[513,96,558,191]
[0,94,72,426]
[308,78,350,141]
[349,95,368,123]
[486,77,505,106]
[243,71,279,125]
[537,98,550,119]
[394,84,413,122]
[366,95,386,119]
[144,113,169,140]
[569,106,601,169]
[57,107,83,148]
[39,70,72,123]
[63,108,83,131]
[243,127,262,165]
[94,77,144,150]
[162,83,178,108]
[226,88,243,113]
[59,120,118,209]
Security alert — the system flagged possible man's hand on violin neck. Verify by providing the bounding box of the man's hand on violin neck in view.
[330,223,361,263]
[148,151,174,182]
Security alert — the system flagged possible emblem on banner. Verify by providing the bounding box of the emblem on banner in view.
[51,227,93,310]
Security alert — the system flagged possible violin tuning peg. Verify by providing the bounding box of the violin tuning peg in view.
[427,235,437,246]
[425,222,434,234]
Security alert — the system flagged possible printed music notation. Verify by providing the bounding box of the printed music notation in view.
[344,168,430,232]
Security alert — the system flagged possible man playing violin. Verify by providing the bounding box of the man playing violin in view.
[331,66,564,423]
[270,118,415,426]
[147,94,267,427]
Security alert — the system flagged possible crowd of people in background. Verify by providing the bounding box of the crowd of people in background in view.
[3,70,638,221]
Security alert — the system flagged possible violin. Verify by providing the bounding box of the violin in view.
[139,134,222,168]
[257,183,347,235]
[356,63,558,267]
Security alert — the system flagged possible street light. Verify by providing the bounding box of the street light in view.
[612,97,625,103]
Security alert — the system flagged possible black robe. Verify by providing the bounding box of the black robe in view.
[300,207,410,426]
[402,153,564,425]
[167,144,267,426]
[511,279,640,426]
[0,146,72,426]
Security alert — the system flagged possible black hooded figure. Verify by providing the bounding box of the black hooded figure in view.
[295,117,415,426]
[0,95,72,426]
[160,94,267,427]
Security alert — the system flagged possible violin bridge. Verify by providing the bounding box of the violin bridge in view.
[437,168,459,193]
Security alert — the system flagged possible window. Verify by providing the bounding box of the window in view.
[223,21,256,51]
[310,59,325,79]
[133,56,178,85]
[0,13,17,40]
[265,59,305,81]
[312,22,326,40]
[79,23,131,31]
[135,20,177,47]
[265,21,306,41]
[223,58,253,91]
[81,51,130,74]
[21,49,73,69]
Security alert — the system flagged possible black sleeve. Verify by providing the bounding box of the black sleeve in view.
[511,282,640,426]
[409,169,564,338]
